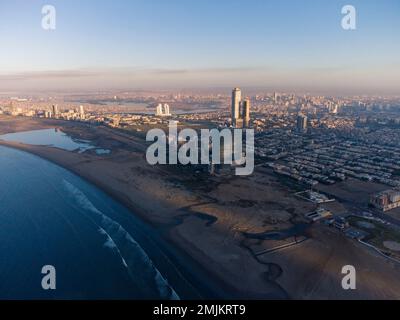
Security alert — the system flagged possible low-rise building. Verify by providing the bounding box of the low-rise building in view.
[370,190,400,212]
[333,217,349,230]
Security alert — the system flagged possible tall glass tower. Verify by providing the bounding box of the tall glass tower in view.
[231,88,241,127]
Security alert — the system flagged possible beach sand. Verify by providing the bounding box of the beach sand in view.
[2,115,400,299]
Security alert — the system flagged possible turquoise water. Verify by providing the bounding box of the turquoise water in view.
[0,146,179,299]
[0,128,111,154]
[95,149,111,155]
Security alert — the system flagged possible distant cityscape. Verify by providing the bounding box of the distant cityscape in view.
[3,91,400,206]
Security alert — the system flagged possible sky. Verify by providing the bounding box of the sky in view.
[0,0,399,94]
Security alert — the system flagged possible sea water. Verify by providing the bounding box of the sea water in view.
[0,145,179,299]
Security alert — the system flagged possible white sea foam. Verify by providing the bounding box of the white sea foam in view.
[63,179,179,300]
[98,228,128,267]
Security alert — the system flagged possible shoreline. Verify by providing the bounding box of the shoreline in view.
[4,117,400,299]
[0,139,280,299]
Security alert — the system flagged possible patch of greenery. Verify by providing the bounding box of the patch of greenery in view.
[348,216,400,250]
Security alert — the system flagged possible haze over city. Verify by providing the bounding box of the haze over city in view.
[0,0,399,94]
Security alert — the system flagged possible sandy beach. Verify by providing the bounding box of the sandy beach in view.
[2,115,400,299]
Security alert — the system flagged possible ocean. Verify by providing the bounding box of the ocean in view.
[0,145,182,299]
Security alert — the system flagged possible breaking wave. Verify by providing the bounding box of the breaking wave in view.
[63,179,179,300]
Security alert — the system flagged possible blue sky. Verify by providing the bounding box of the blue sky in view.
[0,0,399,93]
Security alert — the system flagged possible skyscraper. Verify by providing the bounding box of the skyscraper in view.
[155,103,171,116]
[231,88,241,127]
[79,105,85,119]
[274,92,278,103]
[51,104,59,118]
[329,104,338,114]
[156,103,163,116]
[297,114,308,133]
[242,98,251,128]
[164,104,171,116]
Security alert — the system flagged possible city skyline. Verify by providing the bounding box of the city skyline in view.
[0,0,399,94]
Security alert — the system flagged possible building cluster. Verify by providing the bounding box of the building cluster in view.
[257,129,400,188]
[101,114,174,128]
[304,208,369,240]
[231,88,251,128]
[0,103,87,121]
[370,190,400,212]
[42,104,86,121]
[3,91,400,190]
[155,103,171,117]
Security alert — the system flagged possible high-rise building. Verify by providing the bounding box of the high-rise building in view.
[231,88,241,126]
[79,105,85,119]
[164,104,171,116]
[274,92,278,103]
[329,104,339,114]
[156,103,163,116]
[155,103,171,116]
[242,98,251,128]
[297,114,308,133]
[51,104,59,118]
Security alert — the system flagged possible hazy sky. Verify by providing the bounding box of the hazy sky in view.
[0,0,399,94]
